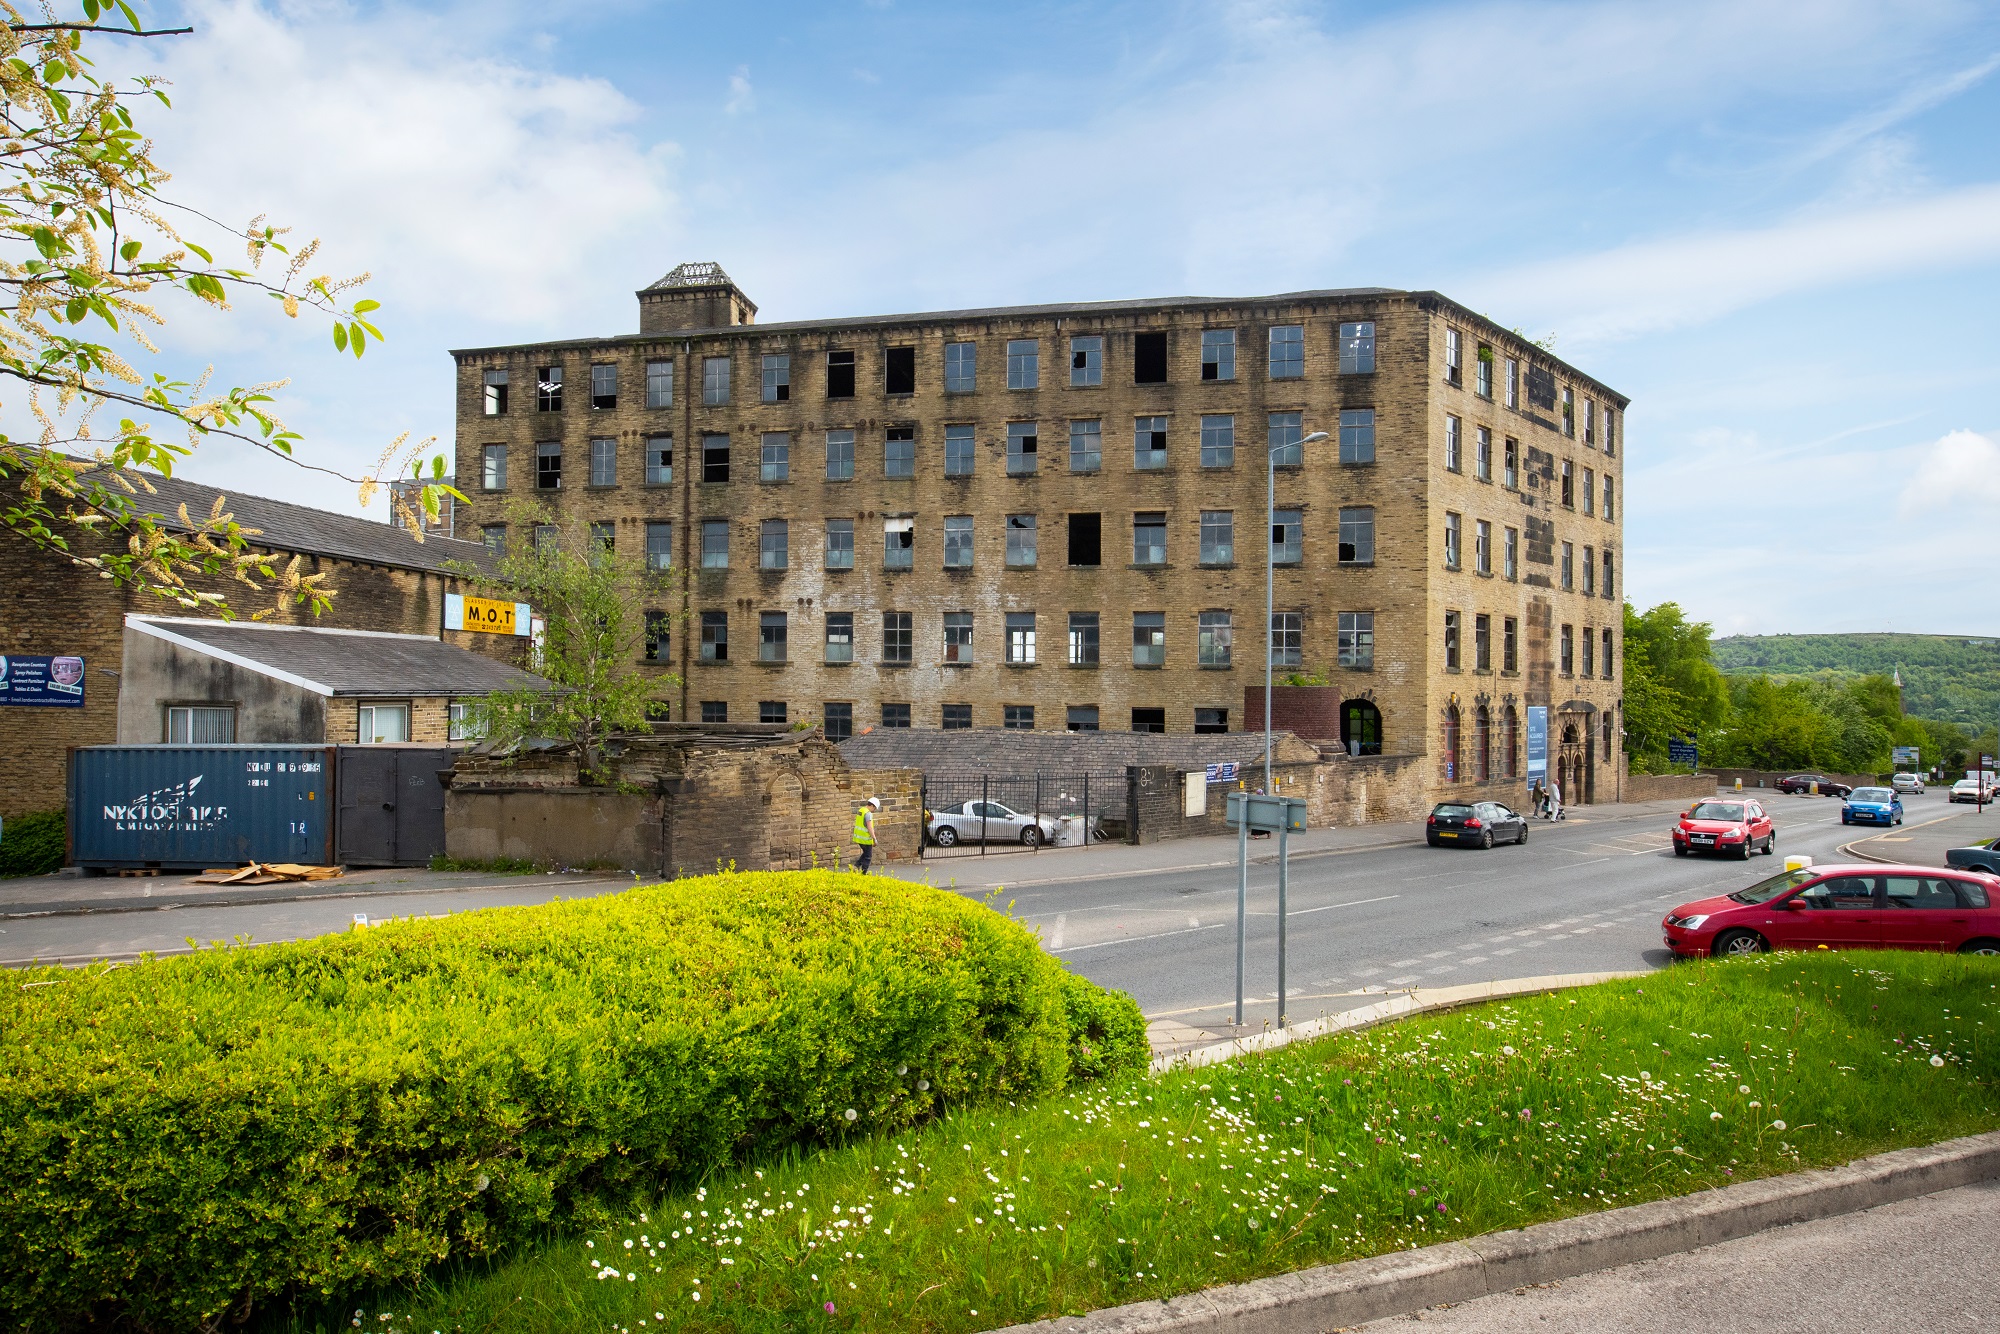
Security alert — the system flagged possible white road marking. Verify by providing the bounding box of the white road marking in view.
[1463,955,1489,964]
[1424,950,1451,959]
[1492,948,1517,956]
[1050,914,1065,949]
[1387,974,1421,984]
[1050,923,1223,954]
[1353,966,1384,977]
[1248,894,1401,918]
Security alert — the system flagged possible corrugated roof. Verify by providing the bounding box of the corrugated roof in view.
[130,617,545,697]
[837,727,1319,775]
[70,462,495,576]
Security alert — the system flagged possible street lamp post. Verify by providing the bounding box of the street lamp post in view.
[1265,430,1330,792]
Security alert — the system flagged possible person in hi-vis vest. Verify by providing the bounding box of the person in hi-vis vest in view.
[852,796,881,873]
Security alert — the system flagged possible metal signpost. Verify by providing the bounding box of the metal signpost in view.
[1225,790,1309,1029]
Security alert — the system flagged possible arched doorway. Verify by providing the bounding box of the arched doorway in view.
[1558,719,1594,805]
[1341,699,1382,756]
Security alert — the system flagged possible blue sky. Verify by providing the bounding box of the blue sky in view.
[86,0,2000,636]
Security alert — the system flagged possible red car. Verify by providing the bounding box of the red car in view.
[1663,862,2000,957]
[1671,797,1776,859]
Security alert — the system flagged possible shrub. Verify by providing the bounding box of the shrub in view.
[0,870,1145,1330]
[0,808,65,878]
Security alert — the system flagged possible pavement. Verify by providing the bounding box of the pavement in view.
[1838,795,2000,865]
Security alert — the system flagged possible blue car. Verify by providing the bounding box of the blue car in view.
[1841,786,1904,826]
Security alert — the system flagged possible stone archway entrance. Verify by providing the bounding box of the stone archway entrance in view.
[1558,715,1596,805]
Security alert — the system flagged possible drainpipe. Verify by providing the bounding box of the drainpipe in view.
[679,338,693,723]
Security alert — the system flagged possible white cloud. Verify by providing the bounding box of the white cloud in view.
[726,66,756,116]
[1897,429,2000,518]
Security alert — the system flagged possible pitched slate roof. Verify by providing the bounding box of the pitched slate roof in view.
[837,727,1319,776]
[128,617,545,697]
[71,462,495,575]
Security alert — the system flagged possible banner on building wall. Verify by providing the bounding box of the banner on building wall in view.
[443,593,532,636]
[0,655,84,707]
[1526,705,1549,784]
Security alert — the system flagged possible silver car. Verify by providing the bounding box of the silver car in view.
[926,800,1060,848]
[1892,772,1926,794]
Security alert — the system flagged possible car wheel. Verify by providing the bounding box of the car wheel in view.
[1427,836,1442,847]
[1480,829,1494,849]
[1957,938,2000,956]
[932,825,958,848]
[1713,929,1768,957]
[1763,836,1776,855]
[1674,844,1687,856]
[1737,838,1753,860]
[1020,826,1041,848]
[1516,823,1528,845]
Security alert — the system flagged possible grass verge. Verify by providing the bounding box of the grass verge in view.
[280,949,1999,1334]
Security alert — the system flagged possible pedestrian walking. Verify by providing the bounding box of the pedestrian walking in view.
[1548,777,1565,822]
[851,796,881,873]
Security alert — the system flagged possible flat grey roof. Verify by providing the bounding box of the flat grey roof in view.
[129,617,545,697]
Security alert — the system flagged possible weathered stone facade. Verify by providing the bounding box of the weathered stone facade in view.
[450,266,1627,812]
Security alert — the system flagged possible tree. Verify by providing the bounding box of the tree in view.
[1619,634,1694,771]
[0,3,455,619]
[1624,602,1729,733]
[452,504,679,783]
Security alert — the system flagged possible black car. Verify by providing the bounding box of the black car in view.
[1776,773,1852,797]
[1947,836,2000,876]
[1426,800,1528,849]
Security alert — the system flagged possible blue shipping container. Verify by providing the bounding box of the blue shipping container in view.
[68,745,336,869]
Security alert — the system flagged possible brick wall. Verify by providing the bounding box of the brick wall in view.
[1621,772,1720,804]
[1241,685,1342,741]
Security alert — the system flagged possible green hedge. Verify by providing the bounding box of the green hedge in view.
[0,870,1148,1330]
[0,808,64,877]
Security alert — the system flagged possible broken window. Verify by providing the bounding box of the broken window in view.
[481,444,507,491]
[1340,321,1375,374]
[645,521,672,571]
[1444,327,1462,385]
[1132,613,1166,668]
[533,524,556,553]
[1069,419,1101,472]
[1069,612,1099,666]
[824,429,855,481]
[1475,613,1491,671]
[760,701,787,725]
[483,368,509,416]
[1475,426,1492,481]
[536,441,561,490]
[885,346,916,395]
[1004,704,1035,730]
[1068,512,1101,567]
[1199,510,1234,566]
[943,515,974,569]
[1200,414,1235,468]
[884,425,916,478]
[943,702,973,728]
[761,519,789,570]
[1602,627,1614,677]
[1269,411,1304,467]
[646,359,673,408]
[1201,329,1236,381]
[701,356,730,406]
[1131,706,1166,733]
[1338,507,1374,564]
[1006,339,1039,390]
[1444,415,1461,472]
[1561,459,1574,508]
[1272,508,1302,565]
[825,350,855,399]
[762,353,790,403]
[1006,421,1038,475]
[761,432,790,482]
[944,423,975,477]
[536,365,562,411]
[1268,325,1304,379]
[1504,526,1519,580]
[1476,347,1493,399]
[590,521,615,558]
[1067,705,1099,731]
[1134,416,1168,470]
[1070,335,1102,387]
[481,524,506,554]
[700,520,729,568]
[701,434,730,484]
[1444,512,1461,570]
[1339,408,1375,464]
[760,612,788,663]
[1475,519,1491,575]
[1196,612,1232,667]
[1006,612,1037,664]
[1561,541,1575,590]
[1504,437,1519,488]
[825,519,854,569]
[1504,616,1519,672]
[884,517,914,570]
[880,702,911,727]
[823,702,853,741]
[644,610,669,662]
[945,341,976,392]
[591,363,617,409]
[1271,611,1302,668]
[944,611,974,664]
[1561,386,1575,437]
[1133,331,1168,384]
[825,612,853,663]
[1338,612,1374,669]
[645,435,672,485]
[882,612,913,664]
[1560,623,1574,675]
[1526,364,1556,410]
[1006,513,1038,567]
[700,610,728,662]
[1444,610,1461,670]
[1133,511,1167,565]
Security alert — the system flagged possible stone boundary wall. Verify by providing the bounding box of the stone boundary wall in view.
[1126,751,1435,845]
[1705,768,1878,793]
[1620,772,1721,804]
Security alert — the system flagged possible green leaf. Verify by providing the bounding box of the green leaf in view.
[64,298,87,324]
[352,299,380,314]
[185,243,212,264]
[332,323,348,353]
[350,324,366,357]
[119,240,141,261]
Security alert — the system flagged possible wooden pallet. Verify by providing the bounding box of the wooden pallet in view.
[111,867,163,878]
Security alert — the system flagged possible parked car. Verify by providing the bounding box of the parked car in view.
[1892,772,1926,794]
[1841,786,1904,826]
[1425,800,1527,848]
[1776,773,1852,797]
[1672,798,1775,858]
[1662,863,2000,957]
[1949,778,1993,804]
[925,800,1060,848]
[1946,836,2000,876]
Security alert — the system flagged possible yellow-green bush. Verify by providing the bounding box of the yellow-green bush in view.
[0,870,1146,1330]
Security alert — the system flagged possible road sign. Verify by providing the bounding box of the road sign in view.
[1667,738,1699,768]
[1225,791,1307,832]
[1892,745,1921,769]
[1526,706,1549,784]
[444,593,532,636]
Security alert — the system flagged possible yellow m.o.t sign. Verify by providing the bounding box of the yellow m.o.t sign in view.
[445,593,532,637]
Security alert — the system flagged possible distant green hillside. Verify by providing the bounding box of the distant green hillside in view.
[1710,633,2000,726]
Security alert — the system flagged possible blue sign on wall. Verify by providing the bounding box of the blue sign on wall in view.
[1526,705,1549,784]
[1668,738,1699,768]
[0,655,84,707]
